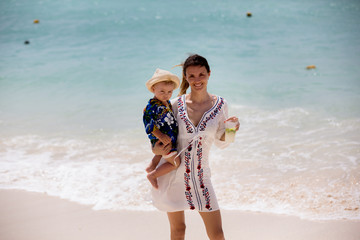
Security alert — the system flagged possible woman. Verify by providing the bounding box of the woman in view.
[152,54,240,240]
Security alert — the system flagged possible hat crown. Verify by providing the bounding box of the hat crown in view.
[146,68,180,93]
[152,68,171,78]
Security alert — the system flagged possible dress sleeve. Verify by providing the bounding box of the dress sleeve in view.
[214,97,230,149]
[143,103,159,135]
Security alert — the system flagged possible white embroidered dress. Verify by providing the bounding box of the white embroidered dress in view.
[152,95,229,212]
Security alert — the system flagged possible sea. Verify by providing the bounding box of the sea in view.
[1,0,359,221]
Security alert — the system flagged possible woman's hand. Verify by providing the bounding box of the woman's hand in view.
[219,116,240,142]
[152,141,171,155]
[225,116,240,131]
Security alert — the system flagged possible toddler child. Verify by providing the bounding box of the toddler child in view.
[143,68,181,189]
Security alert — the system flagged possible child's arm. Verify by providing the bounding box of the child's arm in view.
[152,129,172,146]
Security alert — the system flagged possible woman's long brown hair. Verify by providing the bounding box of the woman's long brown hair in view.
[177,54,210,96]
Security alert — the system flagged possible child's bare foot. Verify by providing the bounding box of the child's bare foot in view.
[147,173,158,189]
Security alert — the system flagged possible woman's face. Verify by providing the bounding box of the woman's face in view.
[185,65,211,92]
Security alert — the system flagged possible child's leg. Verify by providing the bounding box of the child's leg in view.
[147,155,180,189]
[165,154,181,167]
[146,155,161,173]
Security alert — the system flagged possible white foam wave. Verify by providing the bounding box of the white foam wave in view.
[0,133,156,211]
[212,105,360,220]
[1,106,359,220]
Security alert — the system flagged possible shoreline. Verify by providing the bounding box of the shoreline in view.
[0,190,360,240]
[1,189,359,240]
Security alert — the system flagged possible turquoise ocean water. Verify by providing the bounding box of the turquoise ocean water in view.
[1,0,360,220]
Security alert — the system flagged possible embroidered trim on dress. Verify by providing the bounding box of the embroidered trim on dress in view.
[203,187,212,210]
[197,139,204,189]
[184,148,195,210]
[198,97,225,132]
[178,97,194,134]
[196,138,212,211]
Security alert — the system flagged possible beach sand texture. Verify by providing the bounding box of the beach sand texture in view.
[1,190,359,240]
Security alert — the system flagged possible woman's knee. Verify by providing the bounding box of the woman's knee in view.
[199,210,225,240]
[167,211,186,238]
[170,222,186,236]
[211,229,225,240]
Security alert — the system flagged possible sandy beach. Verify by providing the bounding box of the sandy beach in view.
[0,190,359,240]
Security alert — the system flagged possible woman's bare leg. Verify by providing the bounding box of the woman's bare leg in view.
[199,210,225,240]
[167,211,186,240]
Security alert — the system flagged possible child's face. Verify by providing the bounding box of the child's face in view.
[152,82,174,103]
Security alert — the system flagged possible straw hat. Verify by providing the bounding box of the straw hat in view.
[146,68,180,93]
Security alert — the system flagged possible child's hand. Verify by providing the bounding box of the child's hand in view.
[158,133,172,146]
[152,129,172,146]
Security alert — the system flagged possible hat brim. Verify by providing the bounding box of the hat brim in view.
[146,73,180,93]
